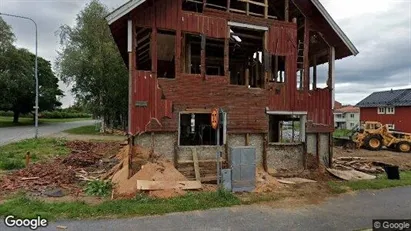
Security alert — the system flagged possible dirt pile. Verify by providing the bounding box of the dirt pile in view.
[254,168,282,193]
[0,141,122,195]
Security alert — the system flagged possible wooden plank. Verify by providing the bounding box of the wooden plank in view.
[192,148,201,181]
[284,0,289,22]
[137,180,202,190]
[326,168,376,181]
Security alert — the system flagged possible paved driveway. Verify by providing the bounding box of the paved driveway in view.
[0,120,97,145]
[1,186,410,231]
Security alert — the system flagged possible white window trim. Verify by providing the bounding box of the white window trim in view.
[386,107,395,115]
[387,124,395,130]
[377,107,385,114]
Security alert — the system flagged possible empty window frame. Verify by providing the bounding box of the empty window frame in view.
[206,38,225,76]
[179,113,224,146]
[270,55,286,83]
[229,26,264,88]
[205,0,228,11]
[157,30,176,79]
[350,114,355,118]
[182,33,202,74]
[182,0,203,13]
[269,114,305,144]
[136,27,152,71]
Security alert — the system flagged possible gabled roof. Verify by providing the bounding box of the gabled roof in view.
[106,0,145,25]
[356,89,411,108]
[106,0,358,57]
[334,106,360,114]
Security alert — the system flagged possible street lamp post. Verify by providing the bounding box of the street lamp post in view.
[0,12,39,139]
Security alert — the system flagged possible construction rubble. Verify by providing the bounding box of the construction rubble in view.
[333,157,385,174]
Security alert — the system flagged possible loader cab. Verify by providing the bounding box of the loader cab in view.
[363,121,383,131]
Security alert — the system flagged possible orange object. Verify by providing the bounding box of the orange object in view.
[211,108,219,130]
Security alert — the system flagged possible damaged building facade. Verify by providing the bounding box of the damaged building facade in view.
[107,0,358,174]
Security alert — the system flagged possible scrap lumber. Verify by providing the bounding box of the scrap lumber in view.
[101,161,123,180]
[136,180,202,191]
[21,177,40,181]
[326,168,376,181]
[192,148,201,181]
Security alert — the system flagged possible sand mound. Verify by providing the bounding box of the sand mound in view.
[254,168,283,193]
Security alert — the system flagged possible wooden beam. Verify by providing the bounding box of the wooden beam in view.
[137,180,202,190]
[264,0,268,18]
[303,18,310,91]
[245,67,250,86]
[231,33,262,40]
[329,46,335,109]
[284,0,289,22]
[227,0,231,12]
[313,55,317,89]
[274,56,278,82]
[225,26,230,78]
[151,27,157,73]
[201,34,206,79]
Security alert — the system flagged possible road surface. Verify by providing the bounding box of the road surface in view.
[1,186,410,231]
[0,120,96,146]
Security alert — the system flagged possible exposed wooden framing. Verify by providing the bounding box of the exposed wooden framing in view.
[151,28,157,73]
[245,68,250,86]
[329,46,335,109]
[187,37,192,74]
[245,133,250,146]
[202,0,206,11]
[263,30,268,88]
[312,55,317,89]
[231,33,261,40]
[264,0,268,18]
[303,17,310,91]
[285,0,289,22]
[238,0,267,7]
[224,26,230,79]
[137,34,150,45]
[137,41,149,51]
[201,34,206,79]
[246,0,250,15]
[227,0,231,12]
[136,27,146,36]
[181,33,186,73]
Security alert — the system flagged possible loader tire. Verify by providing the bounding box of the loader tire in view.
[397,141,411,153]
[365,135,382,151]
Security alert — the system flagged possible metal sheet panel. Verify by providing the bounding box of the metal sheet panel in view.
[230,146,256,192]
[221,169,232,191]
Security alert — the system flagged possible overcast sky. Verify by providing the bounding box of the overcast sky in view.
[1,0,410,107]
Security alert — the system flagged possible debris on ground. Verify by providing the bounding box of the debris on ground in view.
[0,141,122,195]
[326,168,376,181]
[278,178,317,185]
[254,168,282,193]
[333,157,385,174]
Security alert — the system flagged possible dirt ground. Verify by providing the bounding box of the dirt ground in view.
[333,147,411,170]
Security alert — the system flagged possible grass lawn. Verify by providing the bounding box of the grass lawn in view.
[0,138,69,170]
[0,116,92,128]
[63,125,100,135]
[0,190,240,220]
[328,171,411,193]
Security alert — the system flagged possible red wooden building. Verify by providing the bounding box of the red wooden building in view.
[357,89,411,132]
[107,0,358,172]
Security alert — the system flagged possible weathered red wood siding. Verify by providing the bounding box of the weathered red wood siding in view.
[181,12,227,38]
[360,107,411,133]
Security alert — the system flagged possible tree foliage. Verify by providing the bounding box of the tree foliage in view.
[0,17,63,123]
[56,0,128,130]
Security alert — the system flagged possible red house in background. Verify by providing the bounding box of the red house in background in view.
[357,88,411,132]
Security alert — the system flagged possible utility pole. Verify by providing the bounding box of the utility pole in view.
[0,13,39,138]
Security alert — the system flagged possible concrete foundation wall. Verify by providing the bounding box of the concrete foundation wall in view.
[226,134,263,166]
[305,133,331,168]
[266,144,304,171]
[135,132,176,160]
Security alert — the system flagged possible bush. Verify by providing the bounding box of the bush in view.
[84,180,113,197]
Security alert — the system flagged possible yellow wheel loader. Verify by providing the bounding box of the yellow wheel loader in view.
[352,121,411,153]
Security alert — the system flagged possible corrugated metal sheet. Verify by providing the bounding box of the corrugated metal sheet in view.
[131,71,173,134]
[182,12,227,39]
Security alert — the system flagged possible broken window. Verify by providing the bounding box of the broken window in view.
[296,69,304,90]
[179,113,224,146]
[182,33,201,74]
[270,55,286,83]
[157,30,176,79]
[136,27,152,71]
[205,0,228,11]
[206,38,225,76]
[269,114,306,144]
[229,26,264,88]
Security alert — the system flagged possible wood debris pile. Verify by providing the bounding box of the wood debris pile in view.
[333,157,385,174]
[0,141,122,194]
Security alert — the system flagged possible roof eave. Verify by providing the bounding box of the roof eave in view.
[105,0,146,25]
[310,0,359,56]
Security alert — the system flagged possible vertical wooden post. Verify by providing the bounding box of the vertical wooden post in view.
[263,31,268,88]
[246,0,250,15]
[264,0,269,18]
[303,18,310,91]
[187,38,192,74]
[245,67,250,87]
[181,34,186,73]
[201,34,206,79]
[25,152,30,167]
[245,133,250,146]
[227,0,231,12]
[225,26,230,79]
[274,56,278,82]
[284,0,289,22]
[313,55,317,89]
[329,46,336,109]
[127,20,134,136]
[152,28,158,74]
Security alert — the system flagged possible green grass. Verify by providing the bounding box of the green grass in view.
[0,116,92,128]
[0,138,69,170]
[63,125,100,135]
[0,190,241,220]
[328,171,411,193]
[333,129,351,138]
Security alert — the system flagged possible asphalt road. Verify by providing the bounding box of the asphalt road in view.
[0,120,96,146]
[2,186,410,231]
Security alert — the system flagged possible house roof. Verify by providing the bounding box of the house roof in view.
[356,88,411,108]
[106,0,358,57]
[334,106,360,114]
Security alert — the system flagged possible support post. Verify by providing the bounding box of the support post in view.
[284,0,289,22]
[264,0,268,18]
[245,67,250,87]
[225,26,230,79]
[201,34,206,79]
[303,18,310,91]
[274,56,278,82]
[313,55,317,89]
[328,46,335,109]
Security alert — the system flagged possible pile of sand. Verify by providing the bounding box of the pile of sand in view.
[254,168,283,193]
